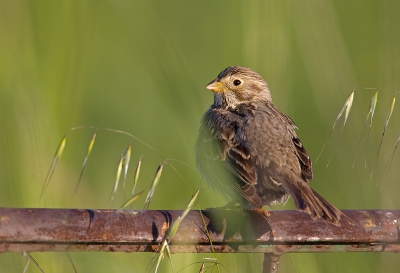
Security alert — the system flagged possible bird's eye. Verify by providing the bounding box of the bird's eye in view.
[233,79,242,86]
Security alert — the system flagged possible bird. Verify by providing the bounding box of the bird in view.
[195,66,350,225]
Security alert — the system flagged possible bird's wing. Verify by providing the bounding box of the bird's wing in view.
[279,110,313,181]
[195,108,262,207]
[292,137,313,180]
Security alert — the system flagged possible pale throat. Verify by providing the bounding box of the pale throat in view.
[214,92,243,109]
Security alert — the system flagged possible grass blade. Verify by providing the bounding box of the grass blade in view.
[167,216,182,239]
[343,91,355,126]
[22,259,30,273]
[73,131,97,196]
[131,158,142,197]
[116,190,144,211]
[23,252,45,273]
[144,164,164,210]
[370,95,396,178]
[155,240,168,273]
[123,144,132,180]
[151,190,200,272]
[365,91,379,168]
[66,252,78,273]
[352,91,378,168]
[199,262,205,273]
[121,144,132,197]
[377,134,400,188]
[154,249,164,273]
[317,91,354,167]
[109,156,124,207]
[165,243,174,271]
[181,189,200,220]
[37,135,67,205]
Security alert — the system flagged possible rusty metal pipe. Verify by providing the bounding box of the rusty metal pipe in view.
[0,208,399,254]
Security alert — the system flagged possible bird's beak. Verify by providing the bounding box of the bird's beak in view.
[206,80,225,92]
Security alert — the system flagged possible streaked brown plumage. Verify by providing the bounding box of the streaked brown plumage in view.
[195,66,349,225]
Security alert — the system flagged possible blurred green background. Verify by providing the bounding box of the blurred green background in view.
[1,0,400,272]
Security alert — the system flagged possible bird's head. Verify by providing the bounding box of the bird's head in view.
[206,66,272,108]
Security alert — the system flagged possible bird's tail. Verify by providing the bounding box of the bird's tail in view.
[283,181,353,225]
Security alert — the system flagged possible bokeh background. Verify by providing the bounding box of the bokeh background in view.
[1,0,400,272]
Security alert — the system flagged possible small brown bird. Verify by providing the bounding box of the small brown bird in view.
[195,66,349,225]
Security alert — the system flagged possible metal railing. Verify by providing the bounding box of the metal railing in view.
[0,208,399,272]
